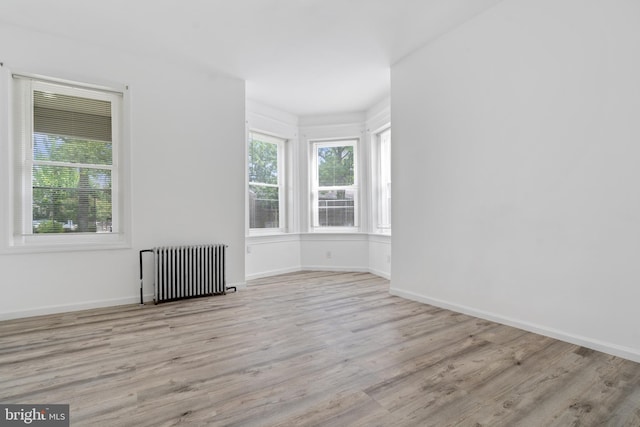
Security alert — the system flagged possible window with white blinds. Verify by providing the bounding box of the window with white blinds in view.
[11,75,126,246]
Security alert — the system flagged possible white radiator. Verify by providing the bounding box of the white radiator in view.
[139,244,233,304]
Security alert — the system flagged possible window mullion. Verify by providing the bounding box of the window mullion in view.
[248,182,279,188]
[32,159,114,170]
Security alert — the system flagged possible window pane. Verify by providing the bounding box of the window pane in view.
[32,165,112,233]
[379,129,391,229]
[248,139,278,185]
[249,184,279,229]
[317,146,354,186]
[34,134,112,165]
[318,189,355,227]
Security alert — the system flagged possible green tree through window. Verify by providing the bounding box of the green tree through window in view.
[248,132,284,229]
[32,134,113,233]
[318,146,354,187]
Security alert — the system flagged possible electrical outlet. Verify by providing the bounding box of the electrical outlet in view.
[326,251,332,259]
[247,245,252,254]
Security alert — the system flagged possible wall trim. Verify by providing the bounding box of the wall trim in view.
[388,287,640,364]
[368,234,391,244]
[0,282,249,321]
[365,97,391,130]
[247,267,390,281]
[299,114,366,128]
[227,281,248,290]
[247,233,300,245]
[0,296,142,321]
[369,268,391,280]
[300,265,370,273]
[246,267,302,281]
[299,233,369,242]
[247,232,389,243]
[246,99,299,127]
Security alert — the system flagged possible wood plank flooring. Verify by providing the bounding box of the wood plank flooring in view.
[1,271,639,426]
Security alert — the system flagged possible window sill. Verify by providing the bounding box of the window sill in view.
[247,233,299,245]
[299,232,369,242]
[245,232,391,245]
[310,227,360,233]
[248,229,288,237]
[4,233,130,254]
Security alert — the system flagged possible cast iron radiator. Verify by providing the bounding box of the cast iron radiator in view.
[139,244,235,304]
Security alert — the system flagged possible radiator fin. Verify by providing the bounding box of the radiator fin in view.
[152,244,226,303]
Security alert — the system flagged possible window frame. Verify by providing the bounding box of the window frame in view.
[310,138,359,231]
[248,131,286,234]
[4,70,130,252]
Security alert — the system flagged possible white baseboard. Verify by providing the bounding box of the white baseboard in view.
[300,265,370,273]
[227,281,247,290]
[368,268,391,280]
[245,267,303,281]
[389,287,640,364]
[302,266,390,280]
[247,266,390,281]
[1,283,251,320]
[0,296,141,321]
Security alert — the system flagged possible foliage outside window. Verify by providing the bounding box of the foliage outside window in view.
[312,140,358,228]
[248,132,285,230]
[377,128,391,231]
[12,76,123,241]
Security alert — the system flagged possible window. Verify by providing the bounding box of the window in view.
[10,74,127,248]
[311,139,358,228]
[377,128,391,231]
[248,131,285,230]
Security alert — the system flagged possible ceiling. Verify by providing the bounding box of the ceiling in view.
[1,0,502,117]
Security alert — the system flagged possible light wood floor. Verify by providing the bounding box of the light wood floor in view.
[1,271,639,426]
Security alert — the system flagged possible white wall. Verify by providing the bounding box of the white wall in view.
[369,235,391,280]
[246,235,301,280]
[0,24,246,319]
[300,234,369,272]
[391,0,640,361]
